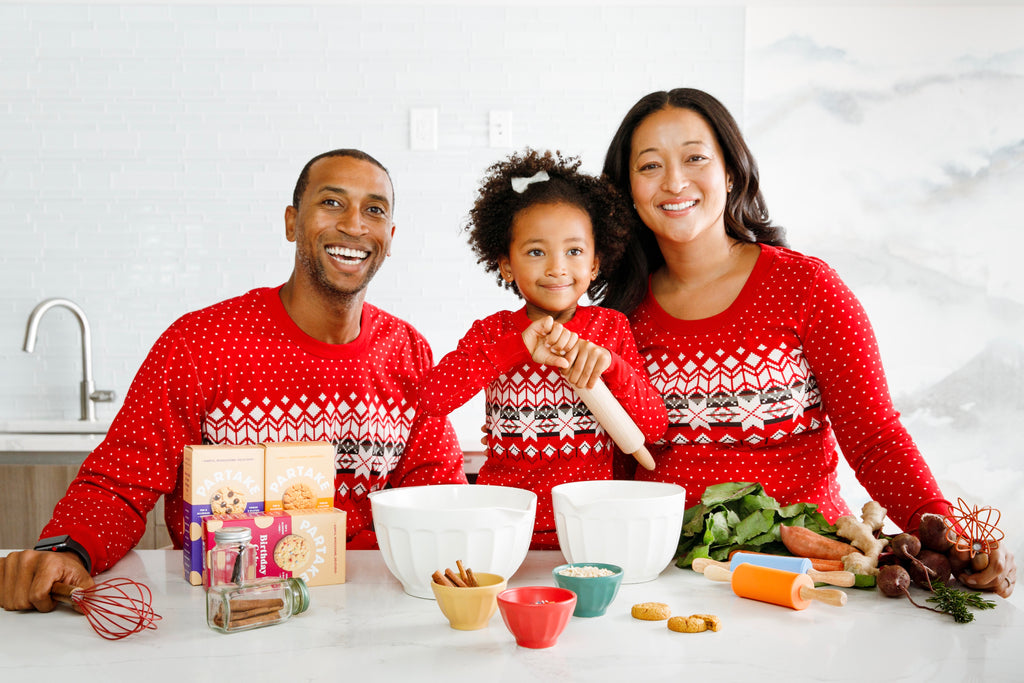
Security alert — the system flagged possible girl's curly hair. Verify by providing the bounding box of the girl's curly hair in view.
[466,148,633,300]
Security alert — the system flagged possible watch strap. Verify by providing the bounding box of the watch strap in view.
[34,535,92,574]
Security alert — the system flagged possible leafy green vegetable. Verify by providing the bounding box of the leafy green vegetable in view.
[675,482,840,568]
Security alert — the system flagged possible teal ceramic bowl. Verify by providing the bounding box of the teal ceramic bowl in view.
[552,562,624,618]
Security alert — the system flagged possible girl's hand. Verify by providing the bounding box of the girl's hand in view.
[954,543,1016,598]
[522,317,573,369]
[560,339,611,390]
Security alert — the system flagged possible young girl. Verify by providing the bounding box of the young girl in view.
[419,149,668,548]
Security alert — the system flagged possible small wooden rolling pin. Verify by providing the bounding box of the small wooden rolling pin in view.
[693,553,856,587]
[575,378,656,471]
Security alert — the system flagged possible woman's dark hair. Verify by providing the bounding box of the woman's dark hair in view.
[466,148,632,301]
[597,88,787,314]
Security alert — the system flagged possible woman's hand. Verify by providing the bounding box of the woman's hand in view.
[953,543,1016,598]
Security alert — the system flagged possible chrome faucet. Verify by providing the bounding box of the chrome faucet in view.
[23,297,115,421]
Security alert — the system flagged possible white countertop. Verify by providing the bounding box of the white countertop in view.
[0,420,112,434]
[0,549,1019,682]
[0,419,110,462]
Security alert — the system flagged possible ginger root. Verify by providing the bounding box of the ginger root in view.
[836,514,889,560]
[843,551,880,576]
[860,500,887,533]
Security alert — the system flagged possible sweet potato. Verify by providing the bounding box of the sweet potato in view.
[779,524,858,561]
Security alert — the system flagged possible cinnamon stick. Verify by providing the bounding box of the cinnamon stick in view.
[228,598,285,612]
[432,570,456,587]
[444,568,468,588]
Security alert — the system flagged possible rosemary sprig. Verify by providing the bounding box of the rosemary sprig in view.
[925,583,996,624]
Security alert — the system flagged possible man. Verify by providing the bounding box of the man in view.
[0,149,466,611]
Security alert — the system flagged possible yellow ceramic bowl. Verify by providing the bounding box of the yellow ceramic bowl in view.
[430,572,508,630]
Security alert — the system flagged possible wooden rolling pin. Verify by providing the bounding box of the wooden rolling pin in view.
[693,553,856,587]
[575,378,656,471]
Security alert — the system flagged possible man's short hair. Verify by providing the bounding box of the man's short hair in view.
[291,149,393,210]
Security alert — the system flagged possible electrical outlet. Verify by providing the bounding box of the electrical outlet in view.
[489,110,512,148]
[410,108,438,150]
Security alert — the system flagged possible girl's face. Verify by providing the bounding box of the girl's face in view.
[628,106,732,249]
[498,201,599,323]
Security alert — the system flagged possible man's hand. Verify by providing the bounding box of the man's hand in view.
[0,549,93,612]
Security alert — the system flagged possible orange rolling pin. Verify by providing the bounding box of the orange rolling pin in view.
[692,554,856,587]
[575,378,655,471]
[703,564,847,610]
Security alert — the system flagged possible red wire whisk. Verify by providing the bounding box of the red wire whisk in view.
[943,497,1005,571]
[51,577,162,640]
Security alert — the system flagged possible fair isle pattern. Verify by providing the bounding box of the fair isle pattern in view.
[644,340,822,446]
[485,363,607,462]
[203,391,413,499]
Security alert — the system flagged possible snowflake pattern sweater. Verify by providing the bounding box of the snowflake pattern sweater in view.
[419,306,668,547]
[41,287,466,573]
[630,244,949,531]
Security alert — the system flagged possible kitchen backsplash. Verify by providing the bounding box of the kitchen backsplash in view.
[0,2,745,445]
[2,2,1021,479]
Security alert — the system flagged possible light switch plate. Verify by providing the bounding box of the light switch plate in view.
[410,108,438,150]
[489,110,512,148]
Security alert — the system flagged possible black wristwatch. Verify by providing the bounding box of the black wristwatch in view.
[34,535,92,574]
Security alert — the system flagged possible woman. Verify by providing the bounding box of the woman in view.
[598,88,1015,597]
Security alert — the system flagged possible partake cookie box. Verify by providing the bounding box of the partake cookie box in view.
[264,440,335,512]
[183,444,265,586]
[203,509,346,587]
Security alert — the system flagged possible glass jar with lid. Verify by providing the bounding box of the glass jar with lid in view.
[207,577,310,633]
[206,526,257,587]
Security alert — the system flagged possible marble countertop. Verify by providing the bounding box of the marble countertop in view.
[0,549,1019,682]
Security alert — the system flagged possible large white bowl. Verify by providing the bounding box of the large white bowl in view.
[551,480,685,584]
[369,485,537,599]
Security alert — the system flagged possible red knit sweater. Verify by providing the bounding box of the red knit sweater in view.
[41,287,465,573]
[420,306,668,547]
[629,244,948,531]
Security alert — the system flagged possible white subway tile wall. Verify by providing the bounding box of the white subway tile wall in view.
[0,3,745,445]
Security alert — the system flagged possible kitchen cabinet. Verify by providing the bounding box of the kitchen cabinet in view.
[0,463,171,550]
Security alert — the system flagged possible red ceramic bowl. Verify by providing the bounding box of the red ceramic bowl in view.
[496,586,576,649]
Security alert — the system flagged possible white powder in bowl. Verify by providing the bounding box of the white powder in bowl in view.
[558,565,615,577]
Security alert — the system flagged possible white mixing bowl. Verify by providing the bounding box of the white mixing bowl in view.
[551,480,686,584]
[369,485,537,599]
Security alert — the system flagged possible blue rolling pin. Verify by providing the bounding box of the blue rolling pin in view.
[692,552,856,587]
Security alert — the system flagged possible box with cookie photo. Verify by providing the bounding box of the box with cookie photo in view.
[263,440,336,512]
[202,508,346,587]
[182,444,265,586]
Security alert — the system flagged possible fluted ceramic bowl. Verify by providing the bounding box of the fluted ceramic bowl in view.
[551,480,686,583]
[369,485,536,599]
[551,562,624,617]
[430,572,507,630]
[497,586,576,649]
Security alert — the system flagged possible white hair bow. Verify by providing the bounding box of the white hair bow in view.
[511,170,550,193]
